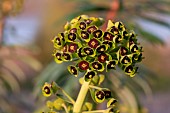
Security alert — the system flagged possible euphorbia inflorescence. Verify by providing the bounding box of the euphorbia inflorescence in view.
[52,15,143,77]
[42,15,143,113]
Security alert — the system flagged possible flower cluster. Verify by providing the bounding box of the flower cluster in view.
[42,15,143,113]
[52,15,143,78]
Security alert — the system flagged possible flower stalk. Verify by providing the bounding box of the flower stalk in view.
[73,81,90,113]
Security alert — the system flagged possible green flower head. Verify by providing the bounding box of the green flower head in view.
[52,15,143,77]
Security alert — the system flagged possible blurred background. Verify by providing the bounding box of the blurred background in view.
[0,0,170,113]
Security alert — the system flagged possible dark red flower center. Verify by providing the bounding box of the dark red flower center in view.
[85,71,95,79]
[55,52,62,60]
[88,38,99,48]
[115,35,122,43]
[44,86,51,94]
[70,28,77,33]
[84,47,94,55]
[55,37,61,45]
[123,31,128,37]
[68,43,78,53]
[103,32,114,41]
[96,91,105,100]
[81,31,89,39]
[92,62,102,70]
[93,30,103,38]
[107,60,116,69]
[85,19,92,25]
[68,33,76,41]
[110,26,118,34]
[131,44,138,53]
[103,41,113,48]
[120,47,128,56]
[104,90,111,99]
[98,54,108,63]
[121,56,131,64]
[96,45,106,53]
[77,47,86,58]
[70,66,78,75]
[63,53,71,60]
[87,26,97,34]
[78,61,89,70]
[79,22,86,30]
[125,65,133,73]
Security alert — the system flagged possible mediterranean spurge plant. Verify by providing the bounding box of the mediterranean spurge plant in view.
[42,15,143,113]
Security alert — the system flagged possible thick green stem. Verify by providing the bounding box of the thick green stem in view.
[73,81,90,113]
